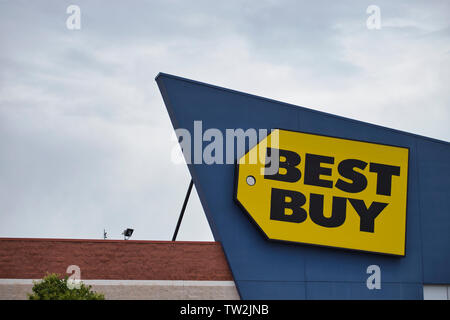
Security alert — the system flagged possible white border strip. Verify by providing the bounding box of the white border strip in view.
[0,279,236,287]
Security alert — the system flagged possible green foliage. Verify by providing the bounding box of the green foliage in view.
[28,273,105,300]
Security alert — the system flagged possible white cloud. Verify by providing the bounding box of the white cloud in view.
[0,0,448,241]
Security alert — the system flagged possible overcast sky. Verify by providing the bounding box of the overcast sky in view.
[0,1,449,241]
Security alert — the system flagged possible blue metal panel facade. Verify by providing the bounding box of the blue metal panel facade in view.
[156,73,450,299]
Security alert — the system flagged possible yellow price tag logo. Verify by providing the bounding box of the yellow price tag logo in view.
[235,129,409,256]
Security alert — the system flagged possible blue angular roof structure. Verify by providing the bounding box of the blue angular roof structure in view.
[156,72,450,299]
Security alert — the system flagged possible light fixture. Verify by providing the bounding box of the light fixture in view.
[122,228,134,240]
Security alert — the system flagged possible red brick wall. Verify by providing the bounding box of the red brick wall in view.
[0,238,233,281]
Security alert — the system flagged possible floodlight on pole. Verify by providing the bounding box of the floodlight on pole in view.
[122,228,134,240]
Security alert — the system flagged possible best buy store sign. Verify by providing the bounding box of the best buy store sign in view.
[235,129,409,256]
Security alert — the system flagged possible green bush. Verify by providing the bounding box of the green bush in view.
[28,273,105,300]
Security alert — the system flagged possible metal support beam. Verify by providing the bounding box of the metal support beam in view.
[172,179,194,241]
